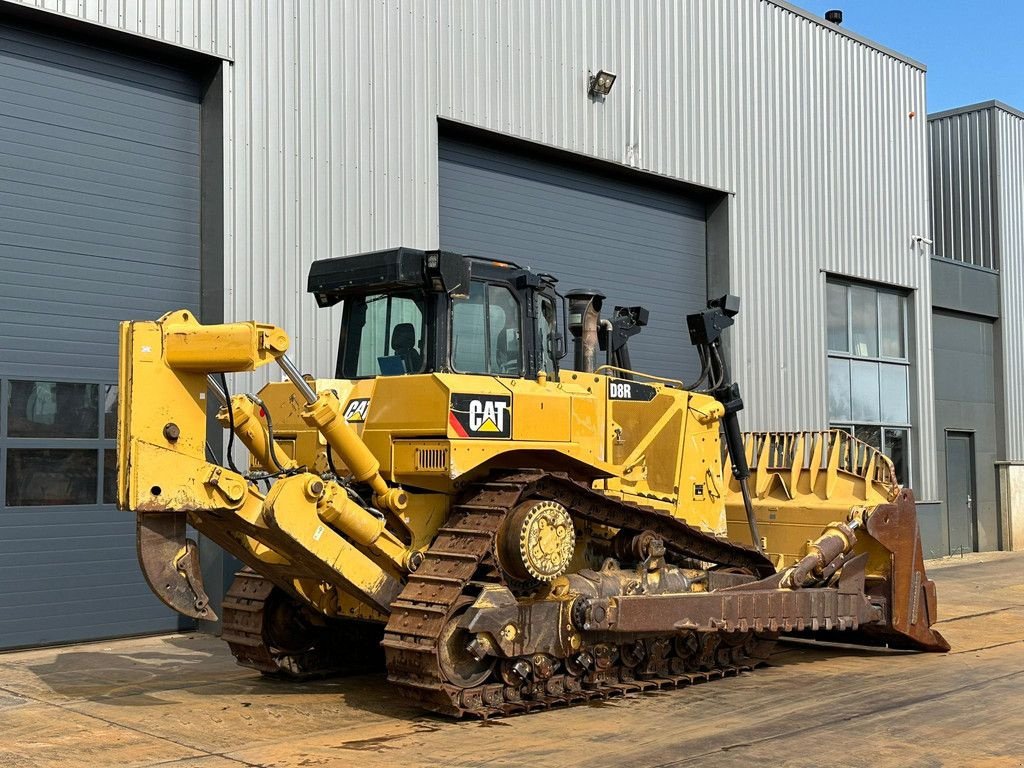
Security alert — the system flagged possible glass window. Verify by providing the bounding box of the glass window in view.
[537,293,557,374]
[488,285,521,375]
[826,282,849,352]
[879,364,910,424]
[6,449,98,506]
[452,282,487,372]
[850,360,880,422]
[850,285,878,357]
[878,292,905,358]
[828,358,851,421]
[340,292,426,377]
[452,282,522,376]
[103,449,117,505]
[104,385,118,438]
[7,381,98,438]
[826,278,912,486]
[884,428,909,484]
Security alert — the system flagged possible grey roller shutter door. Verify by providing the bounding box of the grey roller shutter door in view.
[0,22,201,648]
[438,134,707,382]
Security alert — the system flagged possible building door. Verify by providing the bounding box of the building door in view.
[0,20,202,648]
[438,129,710,383]
[945,431,977,554]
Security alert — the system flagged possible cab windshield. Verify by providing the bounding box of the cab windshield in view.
[339,291,426,377]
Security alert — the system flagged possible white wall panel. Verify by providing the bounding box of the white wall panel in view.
[929,108,997,268]
[0,0,231,58]
[997,108,1024,459]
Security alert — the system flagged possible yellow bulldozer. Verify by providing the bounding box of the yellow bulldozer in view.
[117,247,947,717]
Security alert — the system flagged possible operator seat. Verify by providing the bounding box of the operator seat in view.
[391,323,422,373]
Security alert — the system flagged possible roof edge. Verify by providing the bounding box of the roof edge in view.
[928,100,1024,122]
[766,1,927,71]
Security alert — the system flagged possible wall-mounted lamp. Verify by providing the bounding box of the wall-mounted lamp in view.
[588,70,617,98]
[825,9,843,24]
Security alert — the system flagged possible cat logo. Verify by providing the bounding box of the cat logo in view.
[449,394,512,439]
[343,398,370,423]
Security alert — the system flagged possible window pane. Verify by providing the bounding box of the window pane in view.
[488,285,521,376]
[826,282,849,352]
[453,282,488,373]
[878,292,905,359]
[879,364,910,424]
[357,294,390,375]
[853,425,882,474]
[342,292,425,377]
[386,296,425,374]
[7,381,99,438]
[883,428,909,485]
[537,294,557,374]
[103,449,117,504]
[850,285,878,357]
[828,357,852,421]
[104,385,118,438]
[6,449,97,506]
[855,425,882,450]
[850,360,880,422]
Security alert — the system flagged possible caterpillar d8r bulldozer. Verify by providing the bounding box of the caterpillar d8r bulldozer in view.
[117,247,948,718]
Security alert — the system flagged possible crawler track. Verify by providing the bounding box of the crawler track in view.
[222,568,383,678]
[382,472,777,718]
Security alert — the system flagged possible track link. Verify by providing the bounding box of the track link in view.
[222,568,383,679]
[382,472,777,718]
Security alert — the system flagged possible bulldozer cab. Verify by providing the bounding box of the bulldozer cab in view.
[307,248,563,381]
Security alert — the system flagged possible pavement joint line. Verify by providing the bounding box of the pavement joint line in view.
[147,750,265,768]
[645,667,1024,768]
[0,681,226,762]
[938,605,1024,624]
[950,638,1024,655]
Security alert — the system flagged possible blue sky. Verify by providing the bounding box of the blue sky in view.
[796,1,1023,113]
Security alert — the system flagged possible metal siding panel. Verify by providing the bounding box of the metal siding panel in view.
[0,0,231,58]
[222,0,933,495]
[0,21,199,646]
[929,108,997,269]
[997,109,1024,459]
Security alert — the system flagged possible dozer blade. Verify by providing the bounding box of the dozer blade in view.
[137,512,216,621]
[837,489,949,652]
[725,431,948,653]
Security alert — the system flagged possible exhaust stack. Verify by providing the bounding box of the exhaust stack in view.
[566,289,605,372]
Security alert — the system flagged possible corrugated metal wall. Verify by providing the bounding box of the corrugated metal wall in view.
[223,0,935,494]
[1,0,936,495]
[929,109,997,268]
[997,108,1024,460]
[1,0,231,58]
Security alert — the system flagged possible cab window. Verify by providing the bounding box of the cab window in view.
[340,292,425,377]
[536,293,557,375]
[452,282,522,376]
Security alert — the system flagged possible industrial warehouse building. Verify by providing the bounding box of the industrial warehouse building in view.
[0,0,1021,649]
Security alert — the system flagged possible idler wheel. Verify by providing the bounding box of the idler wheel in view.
[438,598,495,688]
[498,500,576,582]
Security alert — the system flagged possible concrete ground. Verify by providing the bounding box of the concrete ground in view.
[1,552,1022,768]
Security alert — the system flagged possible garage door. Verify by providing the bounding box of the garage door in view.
[0,22,201,648]
[439,133,708,382]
